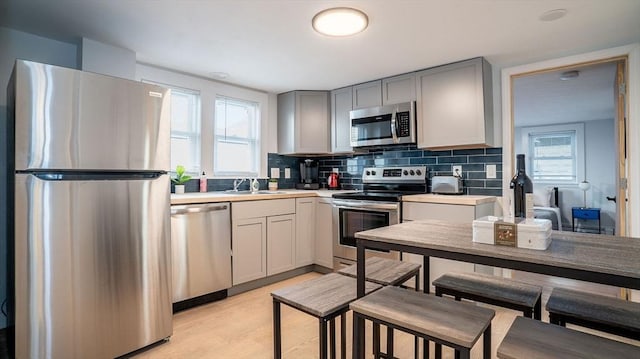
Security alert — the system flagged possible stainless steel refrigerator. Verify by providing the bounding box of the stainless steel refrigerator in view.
[5,60,173,358]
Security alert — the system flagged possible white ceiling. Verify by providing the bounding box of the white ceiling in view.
[1,0,639,94]
[513,61,618,127]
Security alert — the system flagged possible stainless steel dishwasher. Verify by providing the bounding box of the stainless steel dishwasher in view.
[171,202,232,303]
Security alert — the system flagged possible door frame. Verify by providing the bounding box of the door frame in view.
[501,43,640,237]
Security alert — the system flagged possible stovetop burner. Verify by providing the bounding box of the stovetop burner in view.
[332,166,428,202]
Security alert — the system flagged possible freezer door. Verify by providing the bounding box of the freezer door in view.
[13,60,170,171]
[14,173,172,359]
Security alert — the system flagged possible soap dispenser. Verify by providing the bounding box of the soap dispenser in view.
[250,178,260,193]
[200,172,207,192]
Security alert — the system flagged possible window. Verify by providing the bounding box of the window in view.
[170,88,201,174]
[214,96,260,176]
[521,123,584,185]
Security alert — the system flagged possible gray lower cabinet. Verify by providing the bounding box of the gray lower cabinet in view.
[278,90,330,154]
[231,199,296,285]
[171,202,232,303]
[415,57,494,149]
[314,198,334,268]
[330,87,354,153]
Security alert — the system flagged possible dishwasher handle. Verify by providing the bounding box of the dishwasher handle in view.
[171,203,228,215]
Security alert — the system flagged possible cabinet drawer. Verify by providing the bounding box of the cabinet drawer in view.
[232,199,295,220]
[572,208,599,220]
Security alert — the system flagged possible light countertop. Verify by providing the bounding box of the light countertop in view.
[402,194,496,206]
[172,189,497,206]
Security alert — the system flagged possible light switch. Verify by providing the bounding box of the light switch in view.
[284,168,291,179]
[486,164,497,179]
[270,167,280,178]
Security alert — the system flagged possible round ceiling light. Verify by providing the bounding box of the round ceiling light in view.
[312,7,368,37]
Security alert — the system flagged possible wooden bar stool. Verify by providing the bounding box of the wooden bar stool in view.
[498,316,640,358]
[546,287,640,340]
[271,273,381,359]
[339,257,421,357]
[351,286,495,359]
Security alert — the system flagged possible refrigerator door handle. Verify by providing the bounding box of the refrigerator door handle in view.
[30,171,165,181]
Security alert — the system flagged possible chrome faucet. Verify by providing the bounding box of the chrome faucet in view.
[232,178,246,191]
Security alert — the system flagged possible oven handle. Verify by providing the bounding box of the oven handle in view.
[390,107,399,144]
[332,200,399,211]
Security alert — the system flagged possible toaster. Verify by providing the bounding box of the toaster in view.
[431,176,463,194]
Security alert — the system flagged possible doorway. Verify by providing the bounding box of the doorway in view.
[511,59,625,235]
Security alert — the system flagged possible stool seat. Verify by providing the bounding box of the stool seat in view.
[351,286,494,354]
[272,273,381,317]
[338,257,421,286]
[434,272,542,319]
[272,273,381,359]
[498,316,640,359]
[546,287,640,340]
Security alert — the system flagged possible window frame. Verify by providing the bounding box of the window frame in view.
[520,123,585,186]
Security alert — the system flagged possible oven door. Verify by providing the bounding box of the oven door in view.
[332,199,400,263]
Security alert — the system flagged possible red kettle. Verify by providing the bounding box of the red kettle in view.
[327,172,340,189]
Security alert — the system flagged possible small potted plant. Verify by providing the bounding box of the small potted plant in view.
[172,165,191,194]
[268,178,278,191]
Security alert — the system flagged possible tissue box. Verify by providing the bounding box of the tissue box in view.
[473,216,552,250]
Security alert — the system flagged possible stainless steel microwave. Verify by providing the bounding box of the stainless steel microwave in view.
[350,101,416,147]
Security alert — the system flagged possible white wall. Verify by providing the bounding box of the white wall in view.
[515,119,616,232]
[136,63,277,177]
[0,26,79,329]
[80,37,136,79]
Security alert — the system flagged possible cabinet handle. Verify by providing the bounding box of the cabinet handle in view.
[171,204,228,215]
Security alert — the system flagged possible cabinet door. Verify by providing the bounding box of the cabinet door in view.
[352,80,382,109]
[232,217,267,285]
[314,198,334,268]
[416,57,493,149]
[331,87,353,153]
[382,73,416,105]
[267,214,296,275]
[295,91,330,153]
[295,198,316,267]
[401,202,481,290]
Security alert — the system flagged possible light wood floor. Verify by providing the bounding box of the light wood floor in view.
[134,272,639,358]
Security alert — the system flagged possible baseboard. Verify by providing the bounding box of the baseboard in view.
[172,290,228,313]
[227,265,318,296]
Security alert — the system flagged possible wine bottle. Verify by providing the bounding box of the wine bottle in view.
[510,154,533,218]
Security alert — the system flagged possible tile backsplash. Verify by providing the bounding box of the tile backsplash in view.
[174,145,503,196]
[267,145,503,196]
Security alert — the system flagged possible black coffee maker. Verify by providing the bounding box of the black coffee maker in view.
[297,159,319,189]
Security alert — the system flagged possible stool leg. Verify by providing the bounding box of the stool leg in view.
[353,312,363,359]
[320,318,328,359]
[373,323,380,358]
[273,299,281,359]
[523,308,533,318]
[423,338,429,359]
[341,313,346,359]
[457,349,470,359]
[435,342,442,359]
[483,323,491,359]
[534,298,542,320]
[330,318,336,359]
[387,326,394,358]
[414,272,420,359]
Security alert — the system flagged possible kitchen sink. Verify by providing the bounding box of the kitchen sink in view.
[222,190,287,195]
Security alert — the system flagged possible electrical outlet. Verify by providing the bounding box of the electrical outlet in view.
[270,168,280,179]
[486,164,497,179]
[284,168,291,179]
[332,168,339,173]
[452,165,462,177]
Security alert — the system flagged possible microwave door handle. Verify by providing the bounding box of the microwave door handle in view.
[390,108,399,143]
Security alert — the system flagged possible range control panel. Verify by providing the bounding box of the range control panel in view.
[362,166,427,183]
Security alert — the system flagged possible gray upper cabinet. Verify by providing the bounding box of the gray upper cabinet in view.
[415,57,494,149]
[352,80,382,109]
[278,90,330,154]
[382,73,416,105]
[330,87,353,153]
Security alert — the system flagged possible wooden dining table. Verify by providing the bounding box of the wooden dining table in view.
[352,219,640,358]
